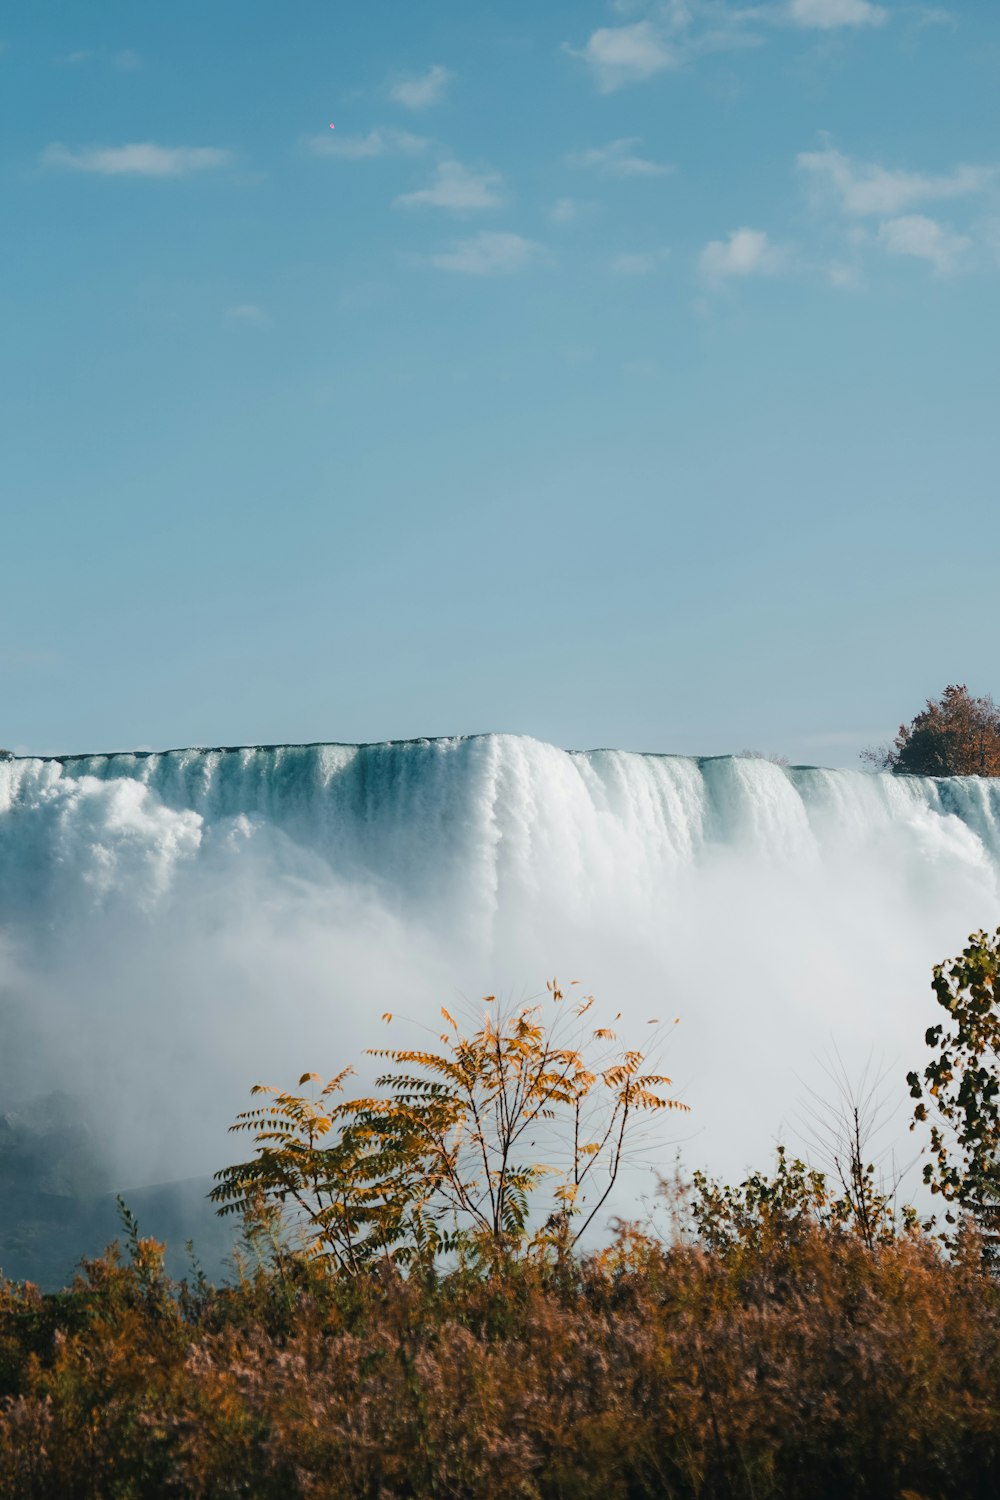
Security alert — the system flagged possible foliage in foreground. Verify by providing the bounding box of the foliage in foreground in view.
[211,983,684,1271]
[2,1168,1000,1500]
[5,937,1000,1498]
[909,926,1000,1251]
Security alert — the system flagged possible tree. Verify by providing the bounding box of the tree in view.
[907,927,1000,1252]
[212,981,686,1272]
[863,684,1000,777]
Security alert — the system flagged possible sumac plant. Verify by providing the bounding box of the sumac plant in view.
[212,981,687,1272]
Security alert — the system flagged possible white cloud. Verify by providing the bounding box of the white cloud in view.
[610,248,670,274]
[827,261,863,289]
[570,137,672,178]
[984,219,1000,266]
[226,304,269,323]
[307,127,428,160]
[798,146,996,216]
[699,227,788,277]
[782,0,887,27]
[551,197,581,223]
[564,21,677,92]
[394,161,503,211]
[917,6,957,24]
[566,0,888,88]
[877,214,970,274]
[429,231,546,275]
[42,141,232,176]
[54,46,141,68]
[389,64,453,110]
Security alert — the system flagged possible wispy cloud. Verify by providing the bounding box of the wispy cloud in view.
[798,145,996,216]
[610,248,670,274]
[53,47,141,69]
[569,137,672,178]
[550,196,601,224]
[916,6,957,24]
[699,227,788,278]
[42,141,232,176]
[563,21,677,92]
[429,231,546,275]
[394,161,503,211]
[778,0,887,28]
[389,64,453,110]
[306,127,428,160]
[827,260,864,289]
[794,141,997,278]
[566,0,888,92]
[877,214,970,274]
[225,304,269,323]
[551,197,582,224]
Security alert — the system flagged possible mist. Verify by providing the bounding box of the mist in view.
[1,735,998,1235]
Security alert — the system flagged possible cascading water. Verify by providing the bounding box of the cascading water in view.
[1,734,999,1278]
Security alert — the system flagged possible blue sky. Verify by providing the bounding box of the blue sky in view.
[2,0,997,762]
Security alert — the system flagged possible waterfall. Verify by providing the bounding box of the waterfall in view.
[1,734,998,1254]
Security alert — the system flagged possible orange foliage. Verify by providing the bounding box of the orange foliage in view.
[1,1192,1000,1497]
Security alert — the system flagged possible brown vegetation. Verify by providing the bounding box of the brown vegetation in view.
[864,684,1000,777]
[3,1168,1000,1499]
[4,946,1000,1498]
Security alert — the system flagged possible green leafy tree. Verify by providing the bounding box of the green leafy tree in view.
[212,982,686,1271]
[863,684,1000,776]
[908,927,1000,1250]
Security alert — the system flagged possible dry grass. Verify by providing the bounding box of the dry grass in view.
[1,1197,999,1499]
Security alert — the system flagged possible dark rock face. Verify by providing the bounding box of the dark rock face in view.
[0,1177,237,1290]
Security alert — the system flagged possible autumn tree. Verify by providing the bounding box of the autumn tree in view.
[212,981,686,1271]
[863,684,1000,777]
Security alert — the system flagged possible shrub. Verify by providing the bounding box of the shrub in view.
[863,683,1000,776]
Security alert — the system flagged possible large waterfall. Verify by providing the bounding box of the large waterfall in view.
[2,735,999,1273]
